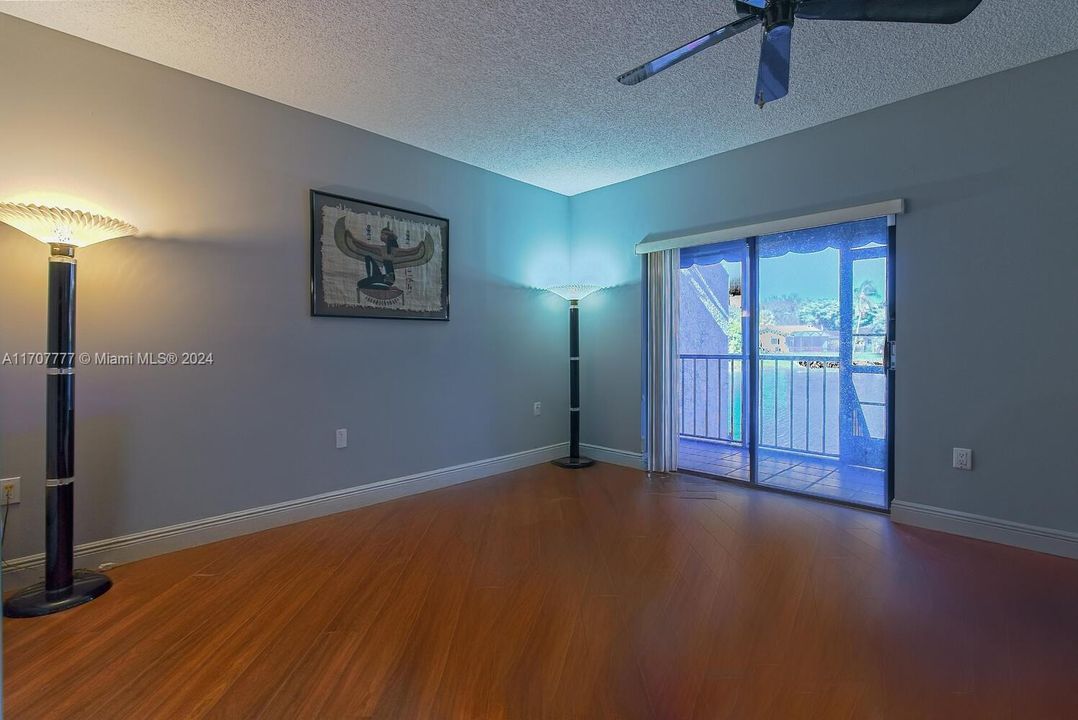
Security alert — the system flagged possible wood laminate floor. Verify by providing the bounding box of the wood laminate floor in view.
[4,463,1078,719]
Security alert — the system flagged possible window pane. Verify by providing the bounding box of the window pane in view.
[758,247,839,356]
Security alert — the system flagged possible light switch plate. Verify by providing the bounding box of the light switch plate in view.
[533,402,542,416]
[335,428,348,449]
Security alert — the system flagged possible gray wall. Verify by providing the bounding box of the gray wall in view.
[0,16,571,561]
[3,13,1076,562]
[570,50,1078,533]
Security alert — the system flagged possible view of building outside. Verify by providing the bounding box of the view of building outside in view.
[680,243,888,455]
[679,262,731,356]
[678,218,891,508]
[679,260,742,443]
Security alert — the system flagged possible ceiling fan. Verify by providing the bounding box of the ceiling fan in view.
[617,0,984,108]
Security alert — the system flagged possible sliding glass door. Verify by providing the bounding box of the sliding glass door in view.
[678,242,751,481]
[676,217,894,509]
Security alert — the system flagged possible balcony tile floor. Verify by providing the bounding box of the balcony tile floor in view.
[678,437,887,508]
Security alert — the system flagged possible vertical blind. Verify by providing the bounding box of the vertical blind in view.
[644,250,681,473]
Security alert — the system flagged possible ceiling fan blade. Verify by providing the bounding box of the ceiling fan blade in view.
[618,14,762,86]
[754,24,792,108]
[795,0,983,24]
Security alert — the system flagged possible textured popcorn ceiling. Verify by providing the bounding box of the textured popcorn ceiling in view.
[4,1,1078,195]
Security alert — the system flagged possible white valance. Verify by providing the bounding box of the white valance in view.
[635,199,905,255]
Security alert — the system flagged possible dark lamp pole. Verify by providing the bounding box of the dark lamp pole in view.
[544,284,604,469]
[0,203,136,618]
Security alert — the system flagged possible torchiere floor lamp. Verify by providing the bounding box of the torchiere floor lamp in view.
[544,284,604,469]
[1,202,137,618]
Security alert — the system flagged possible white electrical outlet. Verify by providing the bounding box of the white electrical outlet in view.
[952,448,973,471]
[335,428,348,449]
[1,477,21,505]
[533,402,542,416]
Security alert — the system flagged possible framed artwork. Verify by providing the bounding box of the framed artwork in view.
[310,190,449,320]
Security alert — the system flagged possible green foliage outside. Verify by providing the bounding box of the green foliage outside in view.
[757,281,884,334]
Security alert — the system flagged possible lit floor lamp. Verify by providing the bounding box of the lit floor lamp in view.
[544,284,604,469]
[1,203,137,618]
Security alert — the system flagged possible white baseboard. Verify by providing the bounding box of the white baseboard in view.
[2,442,569,591]
[891,500,1078,560]
[581,443,644,469]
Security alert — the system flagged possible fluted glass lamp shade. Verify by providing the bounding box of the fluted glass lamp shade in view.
[543,284,604,301]
[0,203,137,247]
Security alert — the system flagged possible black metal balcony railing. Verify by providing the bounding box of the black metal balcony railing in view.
[679,353,840,458]
[679,355,744,444]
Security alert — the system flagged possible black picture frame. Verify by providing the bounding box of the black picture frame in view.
[310,190,450,320]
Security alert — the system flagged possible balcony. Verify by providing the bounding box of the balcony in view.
[678,353,887,508]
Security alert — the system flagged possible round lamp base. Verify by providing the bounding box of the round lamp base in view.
[4,569,112,618]
[552,456,595,469]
